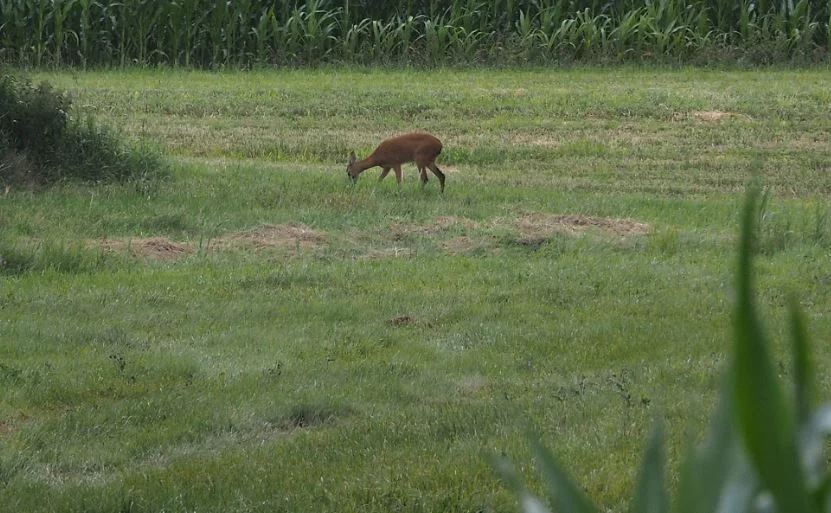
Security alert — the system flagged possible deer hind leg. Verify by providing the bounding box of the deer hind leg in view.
[378,167,391,182]
[428,162,446,193]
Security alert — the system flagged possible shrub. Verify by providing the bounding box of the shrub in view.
[495,184,830,513]
[0,72,166,188]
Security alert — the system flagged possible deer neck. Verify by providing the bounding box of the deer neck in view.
[353,155,378,174]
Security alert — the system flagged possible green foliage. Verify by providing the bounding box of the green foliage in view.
[0,72,167,187]
[0,0,827,67]
[495,185,831,513]
[0,237,116,275]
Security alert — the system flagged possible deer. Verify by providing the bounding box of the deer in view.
[346,132,446,193]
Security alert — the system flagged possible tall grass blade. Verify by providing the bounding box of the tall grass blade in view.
[676,373,758,513]
[492,457,553,513]
[790,295,813,424]
[788,297,831,495]
[528,433,599,513]
[732,183,814,513]
[631,420,668,513]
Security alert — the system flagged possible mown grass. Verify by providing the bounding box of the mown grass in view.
[1,68,830,512]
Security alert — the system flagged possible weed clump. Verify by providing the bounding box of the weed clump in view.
[0,72,166,188]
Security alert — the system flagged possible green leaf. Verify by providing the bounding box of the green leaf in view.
[713,452,756,513]
[731,183,814,513]
[491,455,553,513]
[528,433,599,513]
[676,373,758,513]
[800,405,831,491]
[631,419,668,513]
[790,295,813,424]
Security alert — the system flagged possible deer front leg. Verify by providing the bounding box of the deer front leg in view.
[419,167,429,188]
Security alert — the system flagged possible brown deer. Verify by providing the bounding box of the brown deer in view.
[346,132,446,193]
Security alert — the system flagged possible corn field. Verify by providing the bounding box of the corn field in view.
[0,0,828,67]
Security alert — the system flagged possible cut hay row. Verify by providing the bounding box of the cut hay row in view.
[73,214,650,262]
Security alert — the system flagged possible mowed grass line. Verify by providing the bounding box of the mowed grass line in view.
[2,68,831,512]
[41,68,831,197]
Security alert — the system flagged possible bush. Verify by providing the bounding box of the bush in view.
[496,184,830,513]
[0,72,166,188]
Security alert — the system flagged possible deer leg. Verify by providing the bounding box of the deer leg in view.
[378,167,391,182]
[428,163,446,193]
[393,165,402,185]
[418,167,429,188]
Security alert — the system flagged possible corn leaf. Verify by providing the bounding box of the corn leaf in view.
[731,183,814,513]
[800,405,831,492]
[528,433,599,513]
[492,456,553,513]
[790,295,813,424]
[631,420,668,513]
[676,370,758,513]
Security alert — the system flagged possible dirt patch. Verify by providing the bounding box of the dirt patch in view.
[529,136,561,148]
[277,404,342,432]
[692,110,752,122]
[508,213,650,240]
[388,216,476,241]
[433,215,475,231]
[0,420,15,439]
[97,237,191,260]
[442,235,495,255]
[387,315,415,327]
[217,222,327,252]
[360,246,413,260]
[456,375,493,396]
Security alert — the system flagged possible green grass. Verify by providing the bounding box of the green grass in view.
[1,67,830,512]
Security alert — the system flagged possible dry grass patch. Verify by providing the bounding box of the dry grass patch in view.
[97,237,191,260]
[85,215,648,262]
[91,222,327,260]
[390,216,476,238]
[529,136,561,148]
[442,235,496,255]
[0,419,17,439]
[364,213,649,258]
[359,246,413,260]
[456,375,493,397]
[216,222,327,252]
[387,314,415,327]
[692,110,753,122]
[499,213,650,246]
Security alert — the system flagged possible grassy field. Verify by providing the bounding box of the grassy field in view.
[1,67,830,512]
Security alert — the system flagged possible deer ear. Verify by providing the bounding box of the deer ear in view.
[348,151,356,165]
